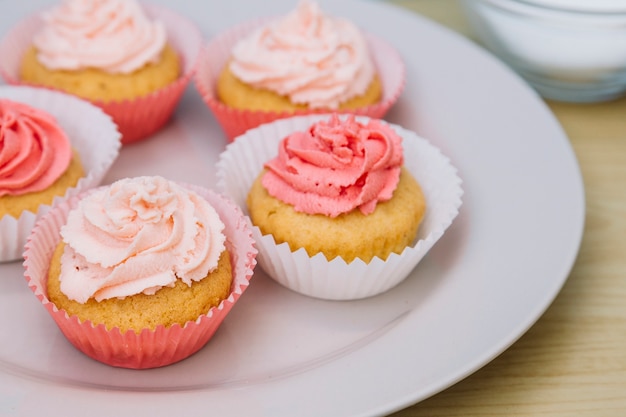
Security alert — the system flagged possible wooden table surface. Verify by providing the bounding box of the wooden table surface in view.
[387,1,626,416]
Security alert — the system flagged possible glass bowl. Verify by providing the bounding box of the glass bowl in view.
[462,0,626,102]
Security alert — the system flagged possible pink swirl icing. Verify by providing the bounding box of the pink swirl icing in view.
[230,0,375,109]
[263,114,403,217]
[0,99,72,197]
[33,0,167,74]
[59,176,226,303]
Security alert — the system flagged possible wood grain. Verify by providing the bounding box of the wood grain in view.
[386,1,626,416]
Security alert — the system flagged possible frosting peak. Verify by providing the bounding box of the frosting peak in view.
[230,0,375,109]
[59,176,226,303]
[0,99,72,197]
[262,114,403,217]
[33,0,167,74]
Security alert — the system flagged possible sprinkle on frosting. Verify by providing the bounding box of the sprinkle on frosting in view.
[59,176,226,303]
[230,0,375,109]
[33,0,167,74]
[0,99,72,197]
[262,114,403,217]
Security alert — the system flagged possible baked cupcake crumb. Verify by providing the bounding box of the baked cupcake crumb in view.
[248,167,424,262]
[48,243,232,333]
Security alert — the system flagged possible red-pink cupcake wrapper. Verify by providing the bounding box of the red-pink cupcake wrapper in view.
[217,114,463,300]
[0,4,202,145]
[0,85,121,263]
[23,185,257,369]
[193,17,406,142]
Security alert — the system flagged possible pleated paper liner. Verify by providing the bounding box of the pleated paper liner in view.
[0,86,121,263]
[194,17,406,141]
[23,185,257,369]
[0,4,202,144]
[216,114,464,300]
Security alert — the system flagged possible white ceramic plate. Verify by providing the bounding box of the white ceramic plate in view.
[0,1,584,416]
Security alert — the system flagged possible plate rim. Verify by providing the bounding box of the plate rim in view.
[0,0,585,416]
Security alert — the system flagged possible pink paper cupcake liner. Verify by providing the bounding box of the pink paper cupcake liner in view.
[216,114,463,300]
[23,184,257,369]
[0,85,121,263]
[0,4,202,145]
[194,17,406,142]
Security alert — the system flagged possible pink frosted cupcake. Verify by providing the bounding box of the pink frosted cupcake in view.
[194,0,405,141]
[23,176,257,369]
[0,85,120,262]
[0,0,202,144]
[217,114,463,300]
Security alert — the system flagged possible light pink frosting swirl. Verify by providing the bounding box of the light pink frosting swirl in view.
[33,0,167,74]
[263,114,403,217]
[59,176,226,303]
[230,0,375,109]
[0,99,72,197]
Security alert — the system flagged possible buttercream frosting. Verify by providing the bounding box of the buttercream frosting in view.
[230,0,375,109]
[0,99,72,197]
[33,0,167,74]
[263,114,403,217]
[59,176,226,303]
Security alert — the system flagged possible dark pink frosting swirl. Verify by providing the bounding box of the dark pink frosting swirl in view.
[0,99,72,197]
[262,114,403,217]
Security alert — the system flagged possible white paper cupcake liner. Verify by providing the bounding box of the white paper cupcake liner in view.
[216,114,464,300]
[0,86,121,262]
[194,17,405,141]
[0,4,202,144]
[23,184,257,369]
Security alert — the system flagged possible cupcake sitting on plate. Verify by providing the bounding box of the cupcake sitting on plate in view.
[23,176,257,369]
[217,114,463,300]
[195,0,405,140]
[0,0,203,144]
[0,85,120,262]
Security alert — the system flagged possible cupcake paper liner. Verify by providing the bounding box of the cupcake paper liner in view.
[0,86,121,263]
[23,184,257,369]
[0,4,202,145]
[216,114,463,300]
[194,17,406,142]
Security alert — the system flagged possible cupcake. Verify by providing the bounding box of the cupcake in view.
[248,115,426,264]
[23,176,257,369]
[0,0,203,144]
[195,0,405,141]
[0,100,84,219]
[0,85,120,262]
[217,114,463,300]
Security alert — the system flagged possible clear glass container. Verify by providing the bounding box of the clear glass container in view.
[462,0,626,102]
